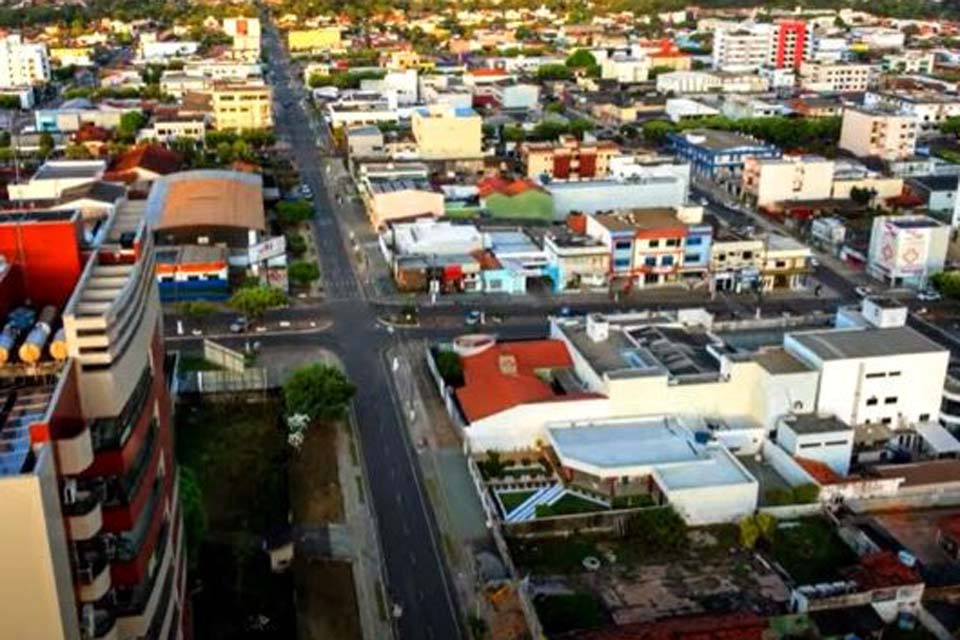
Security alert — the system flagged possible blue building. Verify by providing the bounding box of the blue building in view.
[668,129,780,185]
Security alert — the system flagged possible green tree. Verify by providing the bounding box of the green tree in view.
[849,186,876,206]
[228,285,286,319]
[283,363,356,422]
[642,119,678,144]
[435,350,463,386]
[792,483,821,504]
[536,63,573,82]
[176,301,216,318]
[288,260,320,286]
[941,116,960,137]
[117,110,147,143]
[275,199,314,226]
[179,465,207,569]
[624,506,686,552]
[565,49,597,69]
[64,144,91,159]
[569,117,594,140]
[0,94,20,109]
[38,132,55,157]
[932,272,960,299]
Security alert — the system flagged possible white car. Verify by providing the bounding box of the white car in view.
[917,289,942,302]
[855,286,873,298]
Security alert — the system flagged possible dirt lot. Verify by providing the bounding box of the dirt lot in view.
[294,560,363,640]
[290,422,343,524]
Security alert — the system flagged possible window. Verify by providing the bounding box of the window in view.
[644,256,656,267]
[661,255,674,266]
[187,275,200,281]
[920,413,930,422]
[742,251,753,260]
[865,372,885,379]
[800,442,821,449]
[881,417,892,425]
[665,238,679,247]
[884,397,897,405]
[648,240,660,248]
[866,397,878,406]
[888,371,901,377]
[614,257,630,268]
[685,253,701,263]
[686,236,702,246]
[614,241,631,250]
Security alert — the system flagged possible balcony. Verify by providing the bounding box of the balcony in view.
[57,424,94,475]
[76,549,111,602]
[81,608,118,640]
[115,478,163,564]
[65,486,104,540]
[90,368,153,452]
[103,421,158,508]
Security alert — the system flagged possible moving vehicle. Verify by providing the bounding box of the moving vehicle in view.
[230,317,249,333]
[917,289,942,302]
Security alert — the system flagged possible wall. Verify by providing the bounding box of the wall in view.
[548,179,688,218]
[663,479,758,525]
[0,217,83,306]
[762,439,817,487]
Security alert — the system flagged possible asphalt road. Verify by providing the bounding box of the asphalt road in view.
[261,22,465,640]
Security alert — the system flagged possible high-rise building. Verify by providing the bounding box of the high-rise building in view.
[712,24,773,71]
[0,201,188,640]
[0,33,50,88]
[772,20,808,69]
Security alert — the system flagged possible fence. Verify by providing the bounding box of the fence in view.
[179,368,270,396]
[465,456,545,640]
[423,345,467,435]
[503,505,659,539]
[203,339,247,373]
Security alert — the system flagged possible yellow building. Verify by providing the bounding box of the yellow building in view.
[210,82,274,131]
[411,105,482,160]
[839,106,918,162]
[49,47,93,67]
[287,27,342,52]
[741,155,835,208]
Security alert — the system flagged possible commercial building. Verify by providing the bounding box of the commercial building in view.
[863,91,960,134]
[772,20,809,69]
[155,245,230,302]
[712,23,773,72]
[7,160,107,202]
[881,50,935,75]
[543,230,610,292]
[600,55,650,83]
[138,36,198,62]
[0,33,50,88]
[545,176,689,219]
[207,82,273,131]
[866,215,949,288]
[521,136,619,181]
[742,155,836,208]
[139,115,207,143]
[362,178,444,229]
[656,71,720,94]
[411,105,482,160]
[668,129,781,184]
[145,169,267,255]
[0,204,188,640]
[34,102,132,134]
[839,107,918,162]
[799,62,875,93]
[223,17,261,59]
[905,174,959,218]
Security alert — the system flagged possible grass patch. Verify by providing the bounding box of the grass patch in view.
[536,493,606,517]
[510,535,600,574]
[767,517,856,584]
[499,490,536,514]
[534,593,607,634]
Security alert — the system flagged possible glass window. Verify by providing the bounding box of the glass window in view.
[686,236,702,246]
[644,256,656,267]
[661,255,674,266]
[649,240,660,248]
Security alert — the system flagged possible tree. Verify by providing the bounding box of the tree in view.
[227,285,286,319]
[502,124,526,143]
[792,483,820,504]
[176,301,216,318]
[941,116,960,137]
[624,506,686,552]
[435,350,463,386]
[568,117,594,140]
[536,64,573,82]
[740,513,777,549]
[117,110,146,143]
[288,260,320,286]
[64,144,91,159]
[283,363,356,422]
[179,465,207,569]
[932,272,960,299]
[38,132,55,157]
[0,94,20,110]
[565,49,597,69]
[849,186,876,206]
[275,199,314,226]
[642,119,678,144]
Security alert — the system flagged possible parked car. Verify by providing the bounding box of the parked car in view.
[465,310,482,326]
[855,286,873,298]
[917,289,942,302]
[230,316,249,333]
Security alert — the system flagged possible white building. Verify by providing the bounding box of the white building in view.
[0,34,50,89]
[657,71,720,94]
[866,215,949,288]
[712,23,774,71]
[361,69,419,106]
[839,107,918,162]
[601,55,650,84]
[741,155,835,208]
[545,177,689,218]
[138,36,199,62]
[799,62,875,93]
[776,414,855,476]
[223,17,261,59]
[864,91,960,135]
[665,98,720,122]
[7,160,106,201]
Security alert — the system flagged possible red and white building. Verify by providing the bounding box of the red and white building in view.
[0,203,189,640]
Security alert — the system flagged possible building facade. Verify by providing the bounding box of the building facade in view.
[0,33,50,88]
[839,107,918,162]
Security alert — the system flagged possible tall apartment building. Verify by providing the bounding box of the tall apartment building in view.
[209,81,273,131]
[839,106,918,162]
[799,61,875,93]
[712,24,773,71]
[0,203,188,640]
[522,135,620,181]
[0,33,50,88]
[742,155,835,208]
[772,20,808,69]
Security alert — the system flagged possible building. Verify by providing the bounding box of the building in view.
[742,155,836,208]
[712,23,773,72]
[600,54,650,83]
[799,62,875,93]
[656,71,721,94]
[7,160,106,202]
[145,170,267,254]
[34,102,131,134]
[863,91,960,134]
[545,176,689,219]
[772,20,809,69]
[543,230,610,292]
[488,82,540,110]
[223,17,261,59]
[839,107,918,162]
[583,206,711,287]
[762,234,813,291]
[155,245,230,302]
[776,414,855,477]
[0,33,50,88]
[411,105,482,160]
[720,95,784,120]
[668,129,781,185]
[106,145,183,185]
[866,215,949,288]
[207,82,273,131]
[521,136,619,181]
[139,114,206,143]
[287,27,342,53]
[49,46,93,67]
[362,178,444,229]
[0,204,189,640]
[882,50,935,75]
[785,322,948,428]
[138,36,198,62]
[665,98,720,123]
[905,174,959,218]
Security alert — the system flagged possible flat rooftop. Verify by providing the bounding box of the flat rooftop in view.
[789,326,945,361]
[591,208,684,233]
[32,160,105,181]
[675,129,774,152]
[548,418,701,470]
[367,178,434,194]
[782,413,853,435]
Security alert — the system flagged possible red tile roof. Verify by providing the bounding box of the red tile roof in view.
[468,68,508,77]
[476,176,540,199]
[567,612,766,640]
[455,340,574,422]
[850,551,922,591]
[108,144,183,177]
[795,457,843,485]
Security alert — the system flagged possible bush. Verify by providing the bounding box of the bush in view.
[275,200,314,226]
[611,494,654,509]
[286,232,307,258]
[288,260,320,286]
[283,363,356,422]
[792,483,821,504]
[479,450,506,479]
[765,488,794,506]
[932,271,960,299]
[623,506,686,552]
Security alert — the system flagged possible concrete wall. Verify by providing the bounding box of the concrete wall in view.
[762,439,817,487]
[663,479,758,525]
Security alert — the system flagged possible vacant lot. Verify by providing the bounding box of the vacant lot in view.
[294,560,363,640]
[177,398,295,639]
[290,421,343,524]
[768,517,857,585]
